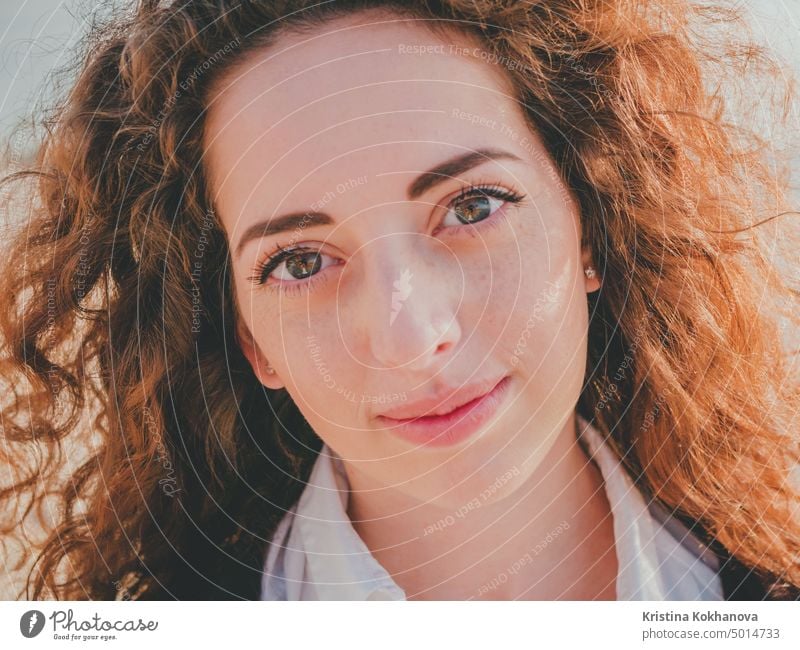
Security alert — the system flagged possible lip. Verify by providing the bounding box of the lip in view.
[376,375,512,448]
[377,376,508,420]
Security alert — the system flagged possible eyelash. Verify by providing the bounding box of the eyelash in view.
[247,182,528,296]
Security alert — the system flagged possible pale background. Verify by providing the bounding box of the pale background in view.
[1,1,798,192]
[0,2,799,131]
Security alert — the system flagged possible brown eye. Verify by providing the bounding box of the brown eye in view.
[283,251,323,280]
[452,193,496,224]
[251,247,338,286]
[441,185,518,229]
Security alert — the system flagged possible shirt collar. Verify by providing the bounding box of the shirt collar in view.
[262,414,721,600]
[262,443,405,600]
[576,414,667,598]
[576,414,721,599]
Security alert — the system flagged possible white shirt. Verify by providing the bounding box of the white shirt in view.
[261,414,724,600]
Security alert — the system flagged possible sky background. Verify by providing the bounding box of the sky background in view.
[1,1,798,142]
[1,1,799,130]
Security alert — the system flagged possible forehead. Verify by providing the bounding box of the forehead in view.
[203,13,531,219]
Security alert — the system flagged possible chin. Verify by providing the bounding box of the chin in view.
[398,444,533,510]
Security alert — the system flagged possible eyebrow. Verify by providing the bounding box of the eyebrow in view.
[234,147,523,258]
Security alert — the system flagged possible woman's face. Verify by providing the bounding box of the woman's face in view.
[203,13,600,507]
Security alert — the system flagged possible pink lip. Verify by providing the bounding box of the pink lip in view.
[376,376,512,447]
[378,376,507,420]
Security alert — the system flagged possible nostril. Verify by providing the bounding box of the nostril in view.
[435,340,453,354]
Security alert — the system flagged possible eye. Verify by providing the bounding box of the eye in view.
[247,183,526,295]
[247,244,340,291]
[438,183,526,231]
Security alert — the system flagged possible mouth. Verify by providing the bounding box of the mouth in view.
[376,375,508,420]
[375,375,513,448]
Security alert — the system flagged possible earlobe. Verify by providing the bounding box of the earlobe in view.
[235,320,285,390]
[581,249,602,294]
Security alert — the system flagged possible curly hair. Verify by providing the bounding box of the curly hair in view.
[1,0,798,600]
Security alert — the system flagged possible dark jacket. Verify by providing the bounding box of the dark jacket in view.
[646,499,800,601]
[716,544,800,600]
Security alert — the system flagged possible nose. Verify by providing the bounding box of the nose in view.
[352,237,462,371]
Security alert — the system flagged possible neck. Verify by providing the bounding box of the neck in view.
[345,412,618,600]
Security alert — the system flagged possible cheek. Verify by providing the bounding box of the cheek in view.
[239,294,346,406]
[485,202,587,388]
[276,322,354,408]
[506,265,588,403]
[474,212,584,359]
[268,315,379,455]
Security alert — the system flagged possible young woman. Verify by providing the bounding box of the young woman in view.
[1,0,798,601]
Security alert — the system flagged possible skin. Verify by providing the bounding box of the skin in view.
[203,10,617,599]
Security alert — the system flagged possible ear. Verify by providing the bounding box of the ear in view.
[581,247,601,294]
[235,318,285,390]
